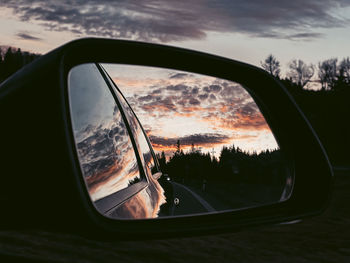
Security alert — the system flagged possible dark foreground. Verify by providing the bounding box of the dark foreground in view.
[0,169,349,263]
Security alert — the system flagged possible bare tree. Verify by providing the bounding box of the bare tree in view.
[318,58,338,90]
[339,57,350,84]
[261,54,281,78]
[287,59,315,88]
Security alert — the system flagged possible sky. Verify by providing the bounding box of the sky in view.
[1,0,349,156]
[1,0,350,71]
[102,64,278,157]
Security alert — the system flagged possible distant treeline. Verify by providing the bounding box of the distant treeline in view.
[263,52,350,166]
[260,54,350,91]
[157,142,286,186]
[157,143,288,207]
[0,46,40,83]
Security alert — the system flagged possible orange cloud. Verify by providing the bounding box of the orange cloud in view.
[225,112,269,130]
[174,112,195,118]
[181,106,201,112]
[142,104,175,112]
[218,102,235,113]
[201,111,269,132]
[149,133,233,158]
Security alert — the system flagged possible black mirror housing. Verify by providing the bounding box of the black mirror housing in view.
[0,38,333,239]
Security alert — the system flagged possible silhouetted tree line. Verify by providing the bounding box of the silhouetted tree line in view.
[157,141,286,190]
[0,46,40,83]
[261,55,350,166]
[261,54,350,91]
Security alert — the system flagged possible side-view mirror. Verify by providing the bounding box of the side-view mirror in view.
[68,62,294,220]
[0,38,333,239]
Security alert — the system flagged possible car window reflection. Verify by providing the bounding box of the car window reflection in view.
[105,74,157,178]
[68,63,142,202]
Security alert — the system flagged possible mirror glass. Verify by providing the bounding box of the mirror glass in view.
[68,63,294,220]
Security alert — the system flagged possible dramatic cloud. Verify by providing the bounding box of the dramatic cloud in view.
[287,32,324,41]
[209,94,217,101]
[103,64,278,154]
[198,94,209,100]
[124,71,266,133]
[166,84,188,92]
[204,85,222,93]
[16,32,42,41]
[2,0,350,42]
[238,102,260,116]
[219,111,269,131]
[138,95,155,102]
[170,73,189,79]
[191,87,199,94]
[189,98,201,105]
[150,133,231,148]
[141,96,177,112]
[151,88,163,95]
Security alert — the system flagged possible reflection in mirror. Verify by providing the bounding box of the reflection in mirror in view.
[69,63,294,220]
[102,64,294,217]
[68,64,163,215]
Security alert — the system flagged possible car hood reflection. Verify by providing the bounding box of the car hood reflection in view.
[107,175,166,219]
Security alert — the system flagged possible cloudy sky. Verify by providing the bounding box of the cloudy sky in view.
[102,64,277,156]
[1,0,349,156]
[1,0,350,70]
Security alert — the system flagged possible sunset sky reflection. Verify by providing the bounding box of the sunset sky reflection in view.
[103,64,278,158]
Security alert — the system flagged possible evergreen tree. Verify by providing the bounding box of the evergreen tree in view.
[0,46,40,83]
